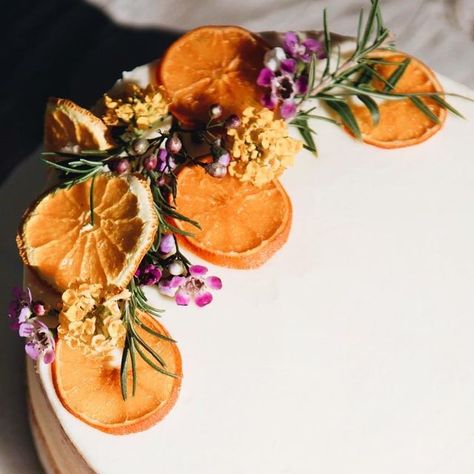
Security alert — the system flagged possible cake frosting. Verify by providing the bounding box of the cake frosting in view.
[26,55,474,472]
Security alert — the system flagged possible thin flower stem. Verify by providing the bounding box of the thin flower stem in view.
[89,174,96,226]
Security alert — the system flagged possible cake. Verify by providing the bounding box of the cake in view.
[8,3,474,473]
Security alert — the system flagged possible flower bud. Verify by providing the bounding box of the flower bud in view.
[264,47,286,71]
[209,103,223,119]
[159,234,177,255]
[105,348,123,370]
[32,302,46,317]
[225,114,241,129]
[217,151,231,166]
[143,154,158,171]
[166,133,182,155]
[116,158,130,174]
[168,260,186,276]
[206,162,227,178]
[132,138,149,155]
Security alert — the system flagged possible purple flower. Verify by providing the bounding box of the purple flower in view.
[8,287,32,330]
[159,234,176,255]
[158,276,185,297]
[280,58,297,75]
[261,93,278,110]
[20,319,55,364]
[257,68,275,87]
[260,74,298,118]
[8,287,55,364]
[283,32,325,62]
[136,262,163,286]
[295,75,309,95]
[157,148,177,174]
[158,265,222,307]
[256,32,325,118]
[280,101,297,119]
[263,47,287,71]
[274,75,296,101]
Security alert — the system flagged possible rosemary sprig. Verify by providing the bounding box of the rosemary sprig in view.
[120,281,179,400]
[40,94,234,401]
[41,156,106,188]
[292,0,469,151]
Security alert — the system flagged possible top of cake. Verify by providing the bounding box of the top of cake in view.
[7,1,474,472]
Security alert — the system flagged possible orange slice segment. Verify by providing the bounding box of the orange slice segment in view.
[44,98,115,152]
[173,165,292,269]
[350,51,446,148]
[52,311,182,434]
[159,26,268,124]
[17,174,157,292]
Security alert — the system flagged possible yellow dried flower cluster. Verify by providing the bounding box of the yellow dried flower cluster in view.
[102,83,170,130]
[226,107,302,187]
[58,283,129,356]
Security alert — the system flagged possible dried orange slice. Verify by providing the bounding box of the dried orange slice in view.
[173,165,292,269]
[17,174,157,292]
[351,51,447,148]
[159,26,268,124]
[52,311,182,434]
[44,98,115,152]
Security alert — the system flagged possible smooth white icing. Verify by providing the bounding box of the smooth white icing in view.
[33,70,474,473]
[28,360,93,474]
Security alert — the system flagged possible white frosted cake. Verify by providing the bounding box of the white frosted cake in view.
[11,10,474,474]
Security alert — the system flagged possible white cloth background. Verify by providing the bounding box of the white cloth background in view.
[1,1,473,473]
[87,0,474,86]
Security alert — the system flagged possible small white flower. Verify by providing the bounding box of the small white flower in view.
[168,260,186,276]
[264,47,287,72]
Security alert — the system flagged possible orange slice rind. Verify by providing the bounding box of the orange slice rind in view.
[44,97,115,152]
[52,311,182,435]
[172,165,292,269]
[159,26,268,124]
[17,173,158,292]
[351,51,447,148]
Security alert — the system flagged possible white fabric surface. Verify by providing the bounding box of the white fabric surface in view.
[1,1,473,473]
[87,0,474,87]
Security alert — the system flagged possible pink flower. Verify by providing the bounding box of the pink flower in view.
[257,67,275,87]
[8,287,32,330]
[258,67,298,118]
[157,148,177,173]
[136,262,163,286]
[256,32,325,119]
[8,287,55,364]
[280,101,297,119]
[158,265,222,307]
[159,233,176,255]
[283,32,325,63]
[20,319,55,364]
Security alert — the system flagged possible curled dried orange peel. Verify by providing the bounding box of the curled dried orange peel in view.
[17,173,157,292]
[44,98,115,152]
